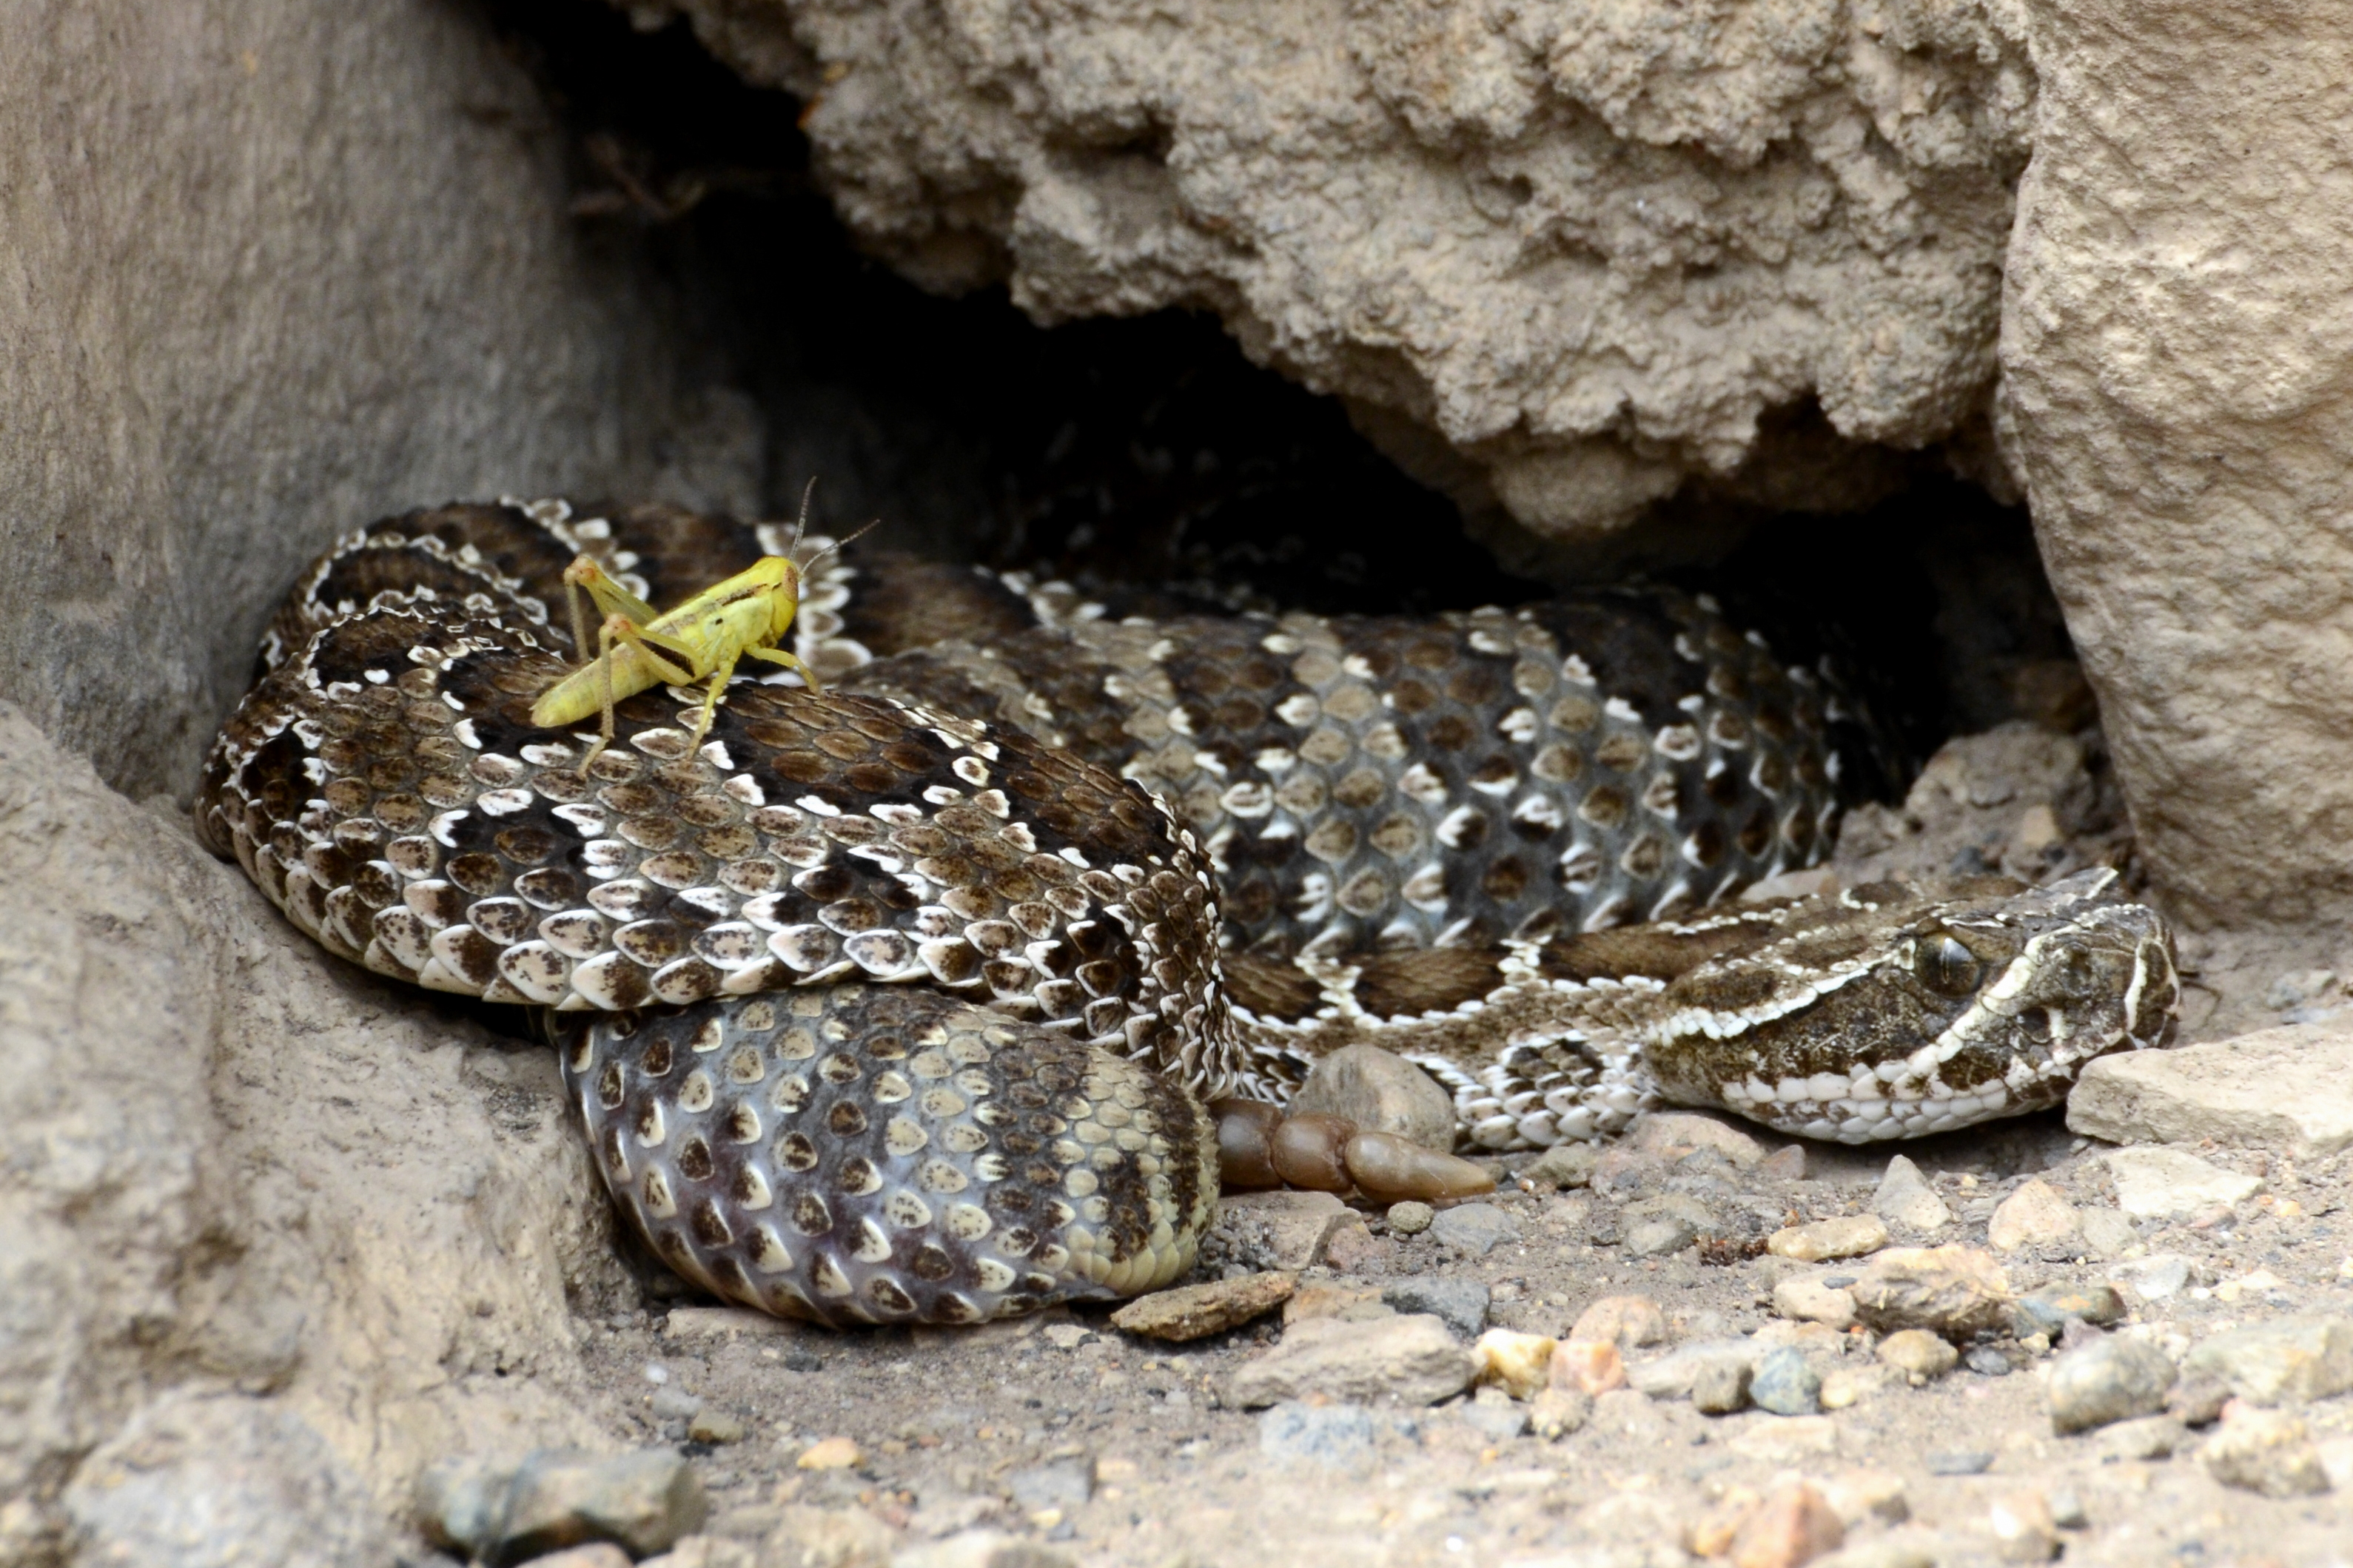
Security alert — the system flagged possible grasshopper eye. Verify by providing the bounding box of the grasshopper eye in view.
[1912,932,1983,997]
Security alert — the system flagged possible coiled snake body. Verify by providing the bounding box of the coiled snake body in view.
[201,499,2181,1326]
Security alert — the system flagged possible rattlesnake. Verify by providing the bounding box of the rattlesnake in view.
[199,498,2181,1327]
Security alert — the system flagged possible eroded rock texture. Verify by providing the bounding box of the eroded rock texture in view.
[657,0,2035,540]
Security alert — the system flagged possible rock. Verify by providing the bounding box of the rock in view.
[1258,1402,1378,1468]
[2002,0,2353,932]
[2101,1148,2264,1221]
[1631,1112,1768,1169]
[1751,1348,1823,1417]
[1426,1202,1521,1256]
[1224,1314,1479,1408]
[1110,1271,1297,1342]
[2184,1317,2353,1405]
[62,1392,388,1568]
[2202,1408,2334,1496]
[1289,1044,1457,1151]
[1463,1386,1533,1441]
[892,1530,1073,1568]
[1322,1222,1386,1274]
[1985,1489,2058,1564]
[1873,1157,1955,1233]
[1756,1145,1809,1182]
[796,1439,863,1472]
[1768,1217,1890,1263]
[1214,1191,1355,1271]
[1625,1217,1699,1258]
[1523,1143,1598,1191]
[651,1387,705,1421]
[1773,1278,1859,1331]
[1808,1541,1938,1568]
[2167,1373,2235,1427]
[1628,1339,1757,1402]
[1876,1330,1960,1384]
[2078,1208,2139,1260]
[1819,1366,1892,1410]
[759,1507,897,1568]
[1987,1180,2082,1253]
[1568,1295,1668,1350]
[1381,1279,1491,1341]
[1847,1247,2013,1339]
[1285,1283,1389,1326]
[2112,1254,2195,1302]
[2069,1024,2353,1157]
[1924,1451,1995,1476]
[663,1308,810,1342]
[1529,1385,1591,1440]
[1475,1330,1558,1399]
[1819,1470,1910,1529]
[1005,1458,1093,1514]
[687,1409,746,1445]
[1692,1356,1754,1415]
[2095,1416,2186,1462]
[2047,1336,2177,1433]
[417,1449,707,1564]
[1965,1346,2015,1377]
[2,713,624,1558]
[1550,1339,1628,1397]
[1725,1481,1845,1568]
[2010,1283,2127,1340]
[1731,1416,1843,1464]
[1386,1201,1436,1236]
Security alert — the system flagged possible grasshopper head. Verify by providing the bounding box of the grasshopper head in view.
[766,556,804,642]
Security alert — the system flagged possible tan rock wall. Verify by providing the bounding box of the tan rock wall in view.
[0,0,754,801]
[2000,0,2353,929]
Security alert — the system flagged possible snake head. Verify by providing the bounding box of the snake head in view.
[1641,869,2180,1143]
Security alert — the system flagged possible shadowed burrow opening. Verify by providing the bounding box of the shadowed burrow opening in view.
[478,0,2087,808]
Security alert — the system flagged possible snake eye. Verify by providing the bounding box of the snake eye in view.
[1914,932,1983,997]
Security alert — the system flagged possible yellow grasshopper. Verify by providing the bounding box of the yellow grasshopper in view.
[532,511,872,771]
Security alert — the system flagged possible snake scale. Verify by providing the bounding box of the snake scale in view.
[199,499,2181,1327]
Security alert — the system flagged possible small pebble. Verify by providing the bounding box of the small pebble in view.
[1380,1278,1490,1340]
[1386,1200,1434,1235]
[1691,1356,1753,1415]
[1873,1154,1953,1232]
[1774,1277,1857,1330]
[1224,1313,1479,1408]
[1725,1481,1845,1568]
[2010,1283,2126,1339]
[1987,1179,2081,1254]
[795,1438,862,1472]
[1848,1247,2010,1338]
[2202,1407,2333,1496]
[1258,1401,1377,1468]
[1523,1142,1597,1191]
[1426,1202,1520,1256]
[1474,1329,1557,1399]
[1625,1217,1697,1258]
[648,1387,704,1421]
[1924,1450,1995,1476]
[2095,1416,2185,1462]
[1287,1043,1457,1149]
[1964,1346,2013,1377]
[1463,1385,1531,1440]
[1751,1347,1822,1416]
[1530,1384,1591,1439]
[2167,1373,2233,1427]
[1986,1488,2058,1563]
[2047,1335,2177,1434]
[1550,1339,1627,1396]
[1568,1294,1667,1349]
[2184,1316,2353,1405]
[1876,1330,1958,1383]
[1768,1216,1889,1262]
[685,1409,745,1445]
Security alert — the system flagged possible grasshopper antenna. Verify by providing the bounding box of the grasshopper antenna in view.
[799,517,882,576]
[784,477,819,556]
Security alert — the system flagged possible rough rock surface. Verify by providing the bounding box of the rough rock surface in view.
[656,0,2036,542]
[2069,1022,2353,1157]
[0,0,755,801]
[0,704,626,1563]
[2000,0,2353,933]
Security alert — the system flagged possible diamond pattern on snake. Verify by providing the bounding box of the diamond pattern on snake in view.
[200,498,2181,1326]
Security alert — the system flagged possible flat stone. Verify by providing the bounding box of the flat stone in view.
[2102,1148,2264,1221]
[2078,1208,2139,1259]
[1751,1347,1822,1416]
[1215,1191,1354,1270]
[1381,1278,1491,1340]
[1625,1217,1698,1258]
[1426,1202,1521,1256]
[1873,1155,1954,1233]
[1819,1470,1910,1528]
[1725,1481,1845,1568]
[2202,1408,2333,1496]
[1523,1143,1598,1191]
[1773,1277,1858,1330]
[1224,1313,1478,1408]
[2095,1416,2186,1462]
[893,1530,1075,1568]
[1847,1247,2012,1339]
[757,1507,896,1568]
[1876,1330,1959,1382]
[2185,1316,2353,1405]
[1729,1416,1842,1463]
[1628,1338,1759,1401]
[2011,1283,2127,1339]
[1463,1386,1531,1440]
[2047,1336,2177,1433]
[1529,1385,1591,1439]
[1631,1111,1766,1168]
[1568,1294,1668,1349]
[1006,1457,1093,1513]
[1923,1450,1995,1476]
[1110,1271,1297,1342]
[1966,1346,2015,1378]
[2068,1021,2353,1157]
[418,1449,706,1564]
[686,1409,745,1445]
[1550,1339,1628,1397]
[1289,1043,1457,1150]
[795,1439,862,1473]
[1768,1216,1889,1262]
[2112,1253,2195,1302]
[1988,1179,2082,1253]
[1985,1489,2058,1564]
